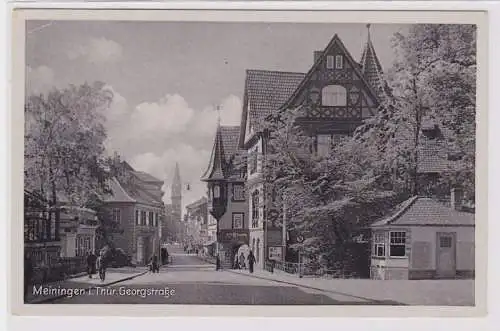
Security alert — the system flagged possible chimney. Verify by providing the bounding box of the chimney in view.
[314,51,323,63]
[451,187,463,211]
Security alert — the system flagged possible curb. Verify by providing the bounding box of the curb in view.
[26,270,149,304]
[226,269,404,305]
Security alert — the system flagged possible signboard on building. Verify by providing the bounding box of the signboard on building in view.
[219,229,249,244]
[268,246,283,261]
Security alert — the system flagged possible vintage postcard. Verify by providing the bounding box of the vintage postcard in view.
[10,6,488,317]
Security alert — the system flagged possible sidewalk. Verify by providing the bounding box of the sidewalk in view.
[26,267,149,304]
[227,268,475,306]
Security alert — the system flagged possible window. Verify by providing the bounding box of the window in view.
[322,85,347,106]
[335,55,343,69]
[232,184,245,201]
[249,149,258,174]
[75,235,91,257]
[440,236,452,248]
[373,232,386,257]
[232,213,244,229]
[213,185,220,199]
[326,55,335,69]
[251,190,259,228]
[112,208,121,224]
[315,134,332,157]
[389,231,406,257]
[154,213,159,227]
[149,211,154,226]
[135,210,140,225]
[141,211,147,226]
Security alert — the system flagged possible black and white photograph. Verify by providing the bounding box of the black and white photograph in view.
[15,8,485,312]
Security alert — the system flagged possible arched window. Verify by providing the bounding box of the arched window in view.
[213,185,220,199]
[322,85,347,106]
[251,190,259,228]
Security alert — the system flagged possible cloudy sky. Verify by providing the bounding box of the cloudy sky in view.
[25,20,407,211]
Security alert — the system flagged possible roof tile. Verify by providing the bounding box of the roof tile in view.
[246,70,305,127]
[372,196,474,227]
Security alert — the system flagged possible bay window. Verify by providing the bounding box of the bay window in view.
[373,232,386,257]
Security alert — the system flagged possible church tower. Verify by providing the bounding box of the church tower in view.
[171,162,182,228]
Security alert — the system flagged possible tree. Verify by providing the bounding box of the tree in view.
[260,109,400,273]
[354,24,476,201]
[24,81,114,210]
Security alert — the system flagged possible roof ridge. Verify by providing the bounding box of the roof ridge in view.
[246,68,306,76]
[385,195,419,225]
[282,34,381,110]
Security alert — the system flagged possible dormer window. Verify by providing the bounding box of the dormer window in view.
[322,85,347,106]
[326,55,335,69]
[335,55,343,69]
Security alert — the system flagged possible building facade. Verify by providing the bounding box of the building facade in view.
[104,160,164,265]
[185,197,209,247]
[59,206,99,258]
[238,29,387,269]
[202,124,248,268]
[370,188,475,280]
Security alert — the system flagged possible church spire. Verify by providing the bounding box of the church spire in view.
[172,162,182,199]
[201,108,226,182]
[360,24,390,102]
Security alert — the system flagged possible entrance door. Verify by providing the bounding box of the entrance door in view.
[436,232,456,278]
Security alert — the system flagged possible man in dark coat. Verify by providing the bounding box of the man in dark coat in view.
[86,251,97,278]
[151,255,159,273]
[247,250,256,274]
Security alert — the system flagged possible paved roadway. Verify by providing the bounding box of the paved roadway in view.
[51,245,386,305]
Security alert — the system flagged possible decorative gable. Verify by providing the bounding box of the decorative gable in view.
[284,34,380,127]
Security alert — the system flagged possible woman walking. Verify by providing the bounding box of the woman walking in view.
[96,251,106,281]
[239,252,246,270]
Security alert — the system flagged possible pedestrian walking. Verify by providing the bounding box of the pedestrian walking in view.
[239,252,246,270]
[96,251,106,281]
[233,255,239,269]
[86,251,97,279]
[215,254,221,271]
[24,251,33,302]
[151,255,159,273]
[247,250,256,274]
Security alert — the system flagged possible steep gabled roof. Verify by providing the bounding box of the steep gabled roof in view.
[201,122,226,181]
[371,196,474,227]
[239,69,306,146]
[220,126,241,163]
[282,34,381,110]
[203,124,245,181]
[360,25,392,102]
